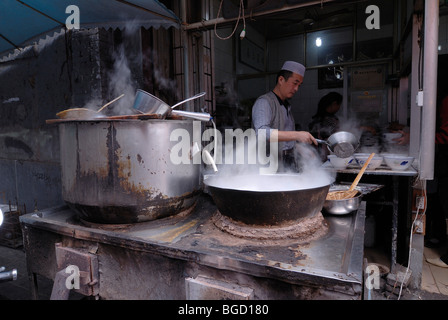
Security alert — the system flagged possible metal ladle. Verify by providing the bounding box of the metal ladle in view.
[326,153,375,200]
[159,92,206,119]
[56,94,125,119]
[170,92,206,110]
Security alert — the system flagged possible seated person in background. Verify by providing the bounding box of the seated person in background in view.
[308,92,342,160]
[309,92,343,139]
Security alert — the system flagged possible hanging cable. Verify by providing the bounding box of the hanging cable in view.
[387,177,426,300]
[214,0,246,40]
[397,184,426,300]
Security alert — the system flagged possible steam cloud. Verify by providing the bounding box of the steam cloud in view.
[205,131,335,192]
[106,44,137,115]
[82,20,179,116]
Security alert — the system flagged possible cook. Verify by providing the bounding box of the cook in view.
[251,61,317,171]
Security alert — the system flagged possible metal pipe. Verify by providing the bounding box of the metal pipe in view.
[183,0,337,31]
[235,58,392,81]
[171,110,212,121]
[420,0,439,180]
[0,269,17,282]
[181,0,190,104]
[391,177,399,270]
[409,13,422,159]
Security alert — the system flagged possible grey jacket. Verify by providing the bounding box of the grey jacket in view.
[252,91,296,154]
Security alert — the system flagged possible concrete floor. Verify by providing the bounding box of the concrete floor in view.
[422,244,448,296]
[1,243,447,300]
[0,245,54,300]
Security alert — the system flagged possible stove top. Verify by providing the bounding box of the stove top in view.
[21,194,366,291]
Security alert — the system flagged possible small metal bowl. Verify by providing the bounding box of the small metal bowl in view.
[326,131,359,157]
[323,185,363,215]
[132,89,170,115]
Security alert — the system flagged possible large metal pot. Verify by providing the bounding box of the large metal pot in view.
[58,119,202,223]
[204,174,331,226]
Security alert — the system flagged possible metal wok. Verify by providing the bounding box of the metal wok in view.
[204,174,331,226]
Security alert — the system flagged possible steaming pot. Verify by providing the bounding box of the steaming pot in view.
[58,118,201,223]
[204,174,331,226]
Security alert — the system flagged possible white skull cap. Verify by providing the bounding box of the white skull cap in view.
[281,61,305,77]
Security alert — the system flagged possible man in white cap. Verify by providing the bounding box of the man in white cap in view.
[252,61,317,171]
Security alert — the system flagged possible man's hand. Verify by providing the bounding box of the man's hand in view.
[394,130,410,145]
[294,131,317,145]
[271,130,317,145]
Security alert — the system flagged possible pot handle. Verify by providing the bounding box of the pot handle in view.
[171,110,212,121]
[171,92,206,109]
[315,139,327,145]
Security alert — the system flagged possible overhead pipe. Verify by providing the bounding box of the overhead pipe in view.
[183,0,337,31]
[420,0,439,180]
[180,0,191,109]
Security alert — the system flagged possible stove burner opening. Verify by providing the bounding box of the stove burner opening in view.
[212,211,329,241]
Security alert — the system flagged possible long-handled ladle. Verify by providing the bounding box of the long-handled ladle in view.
[326,152,375,200]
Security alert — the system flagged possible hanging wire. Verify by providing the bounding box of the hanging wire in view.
[214,0,246,40]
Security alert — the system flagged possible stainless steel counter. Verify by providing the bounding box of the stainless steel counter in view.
[322,161,418,176]
[324,161,418,272]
